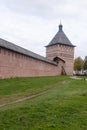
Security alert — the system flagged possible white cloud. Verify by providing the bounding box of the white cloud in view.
[0,0,87,58]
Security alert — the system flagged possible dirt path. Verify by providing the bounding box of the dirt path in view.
[70,76,87,80]
[0,91,47,108]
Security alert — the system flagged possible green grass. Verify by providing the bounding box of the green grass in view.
[0,76,67,104]
[0,76,67,96]
[0,76,87,130]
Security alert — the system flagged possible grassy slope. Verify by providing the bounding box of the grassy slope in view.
[0,76,87,129]
[0,76,67,104]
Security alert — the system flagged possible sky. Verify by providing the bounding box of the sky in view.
[0,0,87,59]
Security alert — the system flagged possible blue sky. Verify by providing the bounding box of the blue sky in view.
[0,0,87,58]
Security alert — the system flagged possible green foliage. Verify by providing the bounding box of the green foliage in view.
[74,57,84,71]
[83,56,87,70]
[0,77,87,129]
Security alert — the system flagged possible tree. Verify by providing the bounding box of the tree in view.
[83,56,87,70]
[74,57,84,71]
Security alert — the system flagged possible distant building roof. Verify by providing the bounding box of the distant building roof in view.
[0,38,59,65]
[46,24,75,47]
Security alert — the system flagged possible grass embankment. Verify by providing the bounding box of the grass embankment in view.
[0,76,66,105]
[0,76,87,130]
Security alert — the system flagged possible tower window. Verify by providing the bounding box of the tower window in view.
[53,57,59,63]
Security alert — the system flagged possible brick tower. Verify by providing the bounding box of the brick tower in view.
[46,24,75,75]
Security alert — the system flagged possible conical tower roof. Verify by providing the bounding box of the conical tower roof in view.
[46,24,75,47]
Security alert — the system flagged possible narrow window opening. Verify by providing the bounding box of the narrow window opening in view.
[53,57,59,63]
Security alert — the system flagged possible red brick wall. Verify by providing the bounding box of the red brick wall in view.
[46,44,74,75]
[0,47,64,78]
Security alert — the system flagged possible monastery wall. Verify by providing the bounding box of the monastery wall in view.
[0,47,64,78]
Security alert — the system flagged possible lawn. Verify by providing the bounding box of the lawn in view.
[0,76,87,130]
[0,76,67,105]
